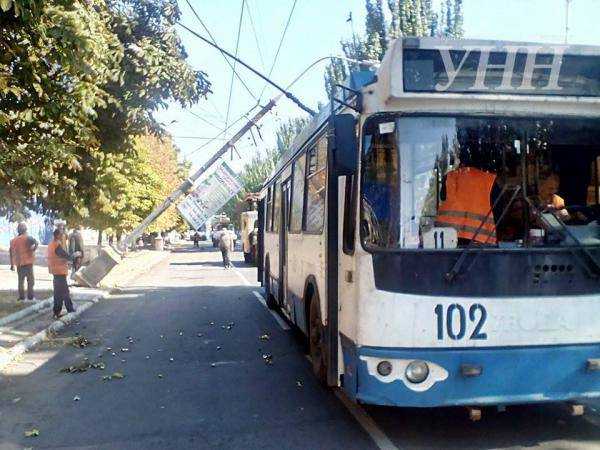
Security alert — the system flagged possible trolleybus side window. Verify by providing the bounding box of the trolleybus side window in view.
[273,179,281,232]
[290,154,306,233]
[304,136,327,233]
[266,187,272,232]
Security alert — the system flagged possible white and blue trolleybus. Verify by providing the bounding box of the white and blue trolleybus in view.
[257,37,600,409]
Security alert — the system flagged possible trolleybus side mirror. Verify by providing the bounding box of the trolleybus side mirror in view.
[333,114,358,176]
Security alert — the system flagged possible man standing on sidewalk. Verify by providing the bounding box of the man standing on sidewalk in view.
[47,228,81,319]
[218,228,234,269]
[68,225,84,277]
[9,222,38,302]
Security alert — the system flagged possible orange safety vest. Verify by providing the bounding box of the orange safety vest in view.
[435,167,497,245]
[47,240,69,276]
[10,234,35,267]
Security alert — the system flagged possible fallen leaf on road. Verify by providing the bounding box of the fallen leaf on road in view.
[71,336,91,348]
[111,372,125,379]
[259,334,270,341]
[24,429,39,437]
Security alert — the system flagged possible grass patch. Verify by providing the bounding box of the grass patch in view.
[0,290,52,317]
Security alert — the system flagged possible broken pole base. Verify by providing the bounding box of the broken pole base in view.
[73,247,121,288]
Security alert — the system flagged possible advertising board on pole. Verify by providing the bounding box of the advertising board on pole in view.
[177,162,243,230]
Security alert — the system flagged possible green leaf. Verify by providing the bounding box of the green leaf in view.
[0,0,12,13]
[24,429,40,437]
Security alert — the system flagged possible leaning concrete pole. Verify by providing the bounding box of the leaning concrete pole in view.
[122,97,279,249]
[75,97,279,287]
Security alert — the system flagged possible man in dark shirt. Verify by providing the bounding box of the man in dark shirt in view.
[69,225,85,276]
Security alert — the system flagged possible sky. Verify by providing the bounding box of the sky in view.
[156,0,600,176]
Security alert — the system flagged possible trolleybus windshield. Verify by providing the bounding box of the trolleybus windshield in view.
[361,115,600,250]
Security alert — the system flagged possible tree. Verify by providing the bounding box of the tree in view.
[0,0,211,229]
[324,0,464,94]
[80,133,188,236]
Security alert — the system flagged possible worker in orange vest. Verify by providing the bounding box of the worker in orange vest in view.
[47,228,81,319]
[435,165,498,245]
[9,222,38,301]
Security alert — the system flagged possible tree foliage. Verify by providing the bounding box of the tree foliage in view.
[0,0,210,232]
[324,0,464,95]
[82,133,188,235]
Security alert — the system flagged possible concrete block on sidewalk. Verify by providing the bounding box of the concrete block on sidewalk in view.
[74,247,121,288]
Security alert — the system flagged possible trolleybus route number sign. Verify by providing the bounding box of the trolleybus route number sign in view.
[434,304,488,340]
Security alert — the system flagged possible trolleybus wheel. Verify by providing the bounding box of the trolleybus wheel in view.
[265,265,277,310]
[309,298,327,384]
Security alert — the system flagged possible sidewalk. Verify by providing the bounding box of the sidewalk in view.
[0,248,170,370]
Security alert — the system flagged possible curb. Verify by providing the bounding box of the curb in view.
[0,293,106,370]
[0,298,53,327]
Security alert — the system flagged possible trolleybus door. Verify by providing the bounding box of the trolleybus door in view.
[279,178,292,315]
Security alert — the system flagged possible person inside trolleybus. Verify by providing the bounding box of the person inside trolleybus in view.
[361,117,600,250]
[434,148,499,246]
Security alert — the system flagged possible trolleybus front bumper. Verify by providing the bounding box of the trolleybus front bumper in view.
[341,336,600,407]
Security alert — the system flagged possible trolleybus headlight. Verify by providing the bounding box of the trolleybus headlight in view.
[405,360,429,383]
[377,360,393,376]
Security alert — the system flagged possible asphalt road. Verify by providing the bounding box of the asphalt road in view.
[1,242,599,450]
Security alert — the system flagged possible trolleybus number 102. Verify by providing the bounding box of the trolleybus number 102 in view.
[434,304,488,341]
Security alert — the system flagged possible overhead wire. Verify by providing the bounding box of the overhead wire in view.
[246,0,266,71]
[184,0,258,102]
[258,0,298,101]
[185,103,261,158]
[224,0,246,132]
[186,110,223,130]
[177,22,316,116]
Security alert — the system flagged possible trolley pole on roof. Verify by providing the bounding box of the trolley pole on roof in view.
[122,97,279,249]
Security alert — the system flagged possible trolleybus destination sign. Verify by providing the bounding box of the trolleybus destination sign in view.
[402,43,600,96]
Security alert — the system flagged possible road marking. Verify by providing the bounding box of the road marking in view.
[334,390,399,450]
[252,291,290,331]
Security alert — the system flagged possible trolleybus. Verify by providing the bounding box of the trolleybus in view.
[258,37,600,408]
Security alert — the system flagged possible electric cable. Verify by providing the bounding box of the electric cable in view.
[186,104,261,158]
[225,0,246,131]
[177,22,316,116]
[184,0,258,102]
[186,110,223,130]
[246,0,266,70]
[258,0,298,101]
